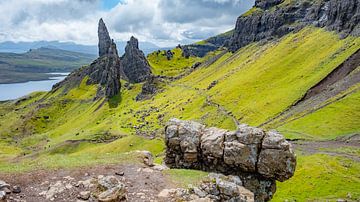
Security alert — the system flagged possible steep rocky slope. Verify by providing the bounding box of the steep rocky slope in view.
[228,0,360,51]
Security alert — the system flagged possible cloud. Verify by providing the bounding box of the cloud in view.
[0,0,254,46]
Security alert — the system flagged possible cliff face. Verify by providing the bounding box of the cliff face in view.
[228,0,360,51]
[120,36,152,83]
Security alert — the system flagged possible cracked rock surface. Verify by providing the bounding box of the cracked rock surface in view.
[164,118,296,201]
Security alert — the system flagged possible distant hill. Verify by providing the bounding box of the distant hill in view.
[0,40,170,55]
[0,47,96,84]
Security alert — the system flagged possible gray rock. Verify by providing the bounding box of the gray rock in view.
[78,191,91,200]
[228,0,360,52]
[98,176,120,190]
[258,131,296,182]
[120,36,152,83]
[0,180,10,190]
[164,118,205,169]
[96,175,127,202]
[164,118,296,201]
[52,18,121,99]
[0,190,5,201]
[98,183,126,202]
[12,186,21,194]
[98,18,112,57]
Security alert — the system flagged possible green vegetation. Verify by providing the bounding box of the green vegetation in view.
[147,47,201,76]
[273,153,360,201]
[278,87,360,139]
[164,169,208,187]
[242,7,263,17]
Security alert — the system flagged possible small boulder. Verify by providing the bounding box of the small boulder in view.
[12,185,21,194]
[98,183,126,202]
[78,191,91,200]
[0,190,6,201]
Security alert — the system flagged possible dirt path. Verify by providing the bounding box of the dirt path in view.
[291,137,360,161]
[0,163,176,202]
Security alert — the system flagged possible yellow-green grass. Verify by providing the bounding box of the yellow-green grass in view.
[179,27,360,129]
[147,47,201,76]
[164,169,208,187]
[278,88,360,140]
[273,153,360,201]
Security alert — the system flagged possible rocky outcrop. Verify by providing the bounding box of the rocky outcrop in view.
[181,44,218,58]
[136,76,162,101]
[120,36,152,83]
[53,19,121,98]
[158,173,255,201]
[164,118,296,201]
[228,0,360,51]
[98,18,112,57]
[254,0,283,9]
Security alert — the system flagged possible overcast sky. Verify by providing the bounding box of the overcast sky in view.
[0,0,254,47]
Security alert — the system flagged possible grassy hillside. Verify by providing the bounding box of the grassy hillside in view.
[0,47,95,84]
[0,26,359,200]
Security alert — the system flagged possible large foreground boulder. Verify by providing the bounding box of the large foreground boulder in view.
[164,118,296,201]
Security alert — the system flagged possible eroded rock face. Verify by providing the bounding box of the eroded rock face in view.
[164,118,296,201]
[228,0,360,51]
[53,19,121,98]
[120,36,152,83]
[98,18,112,57]
[159,173,255,202]
[255,0,283,9]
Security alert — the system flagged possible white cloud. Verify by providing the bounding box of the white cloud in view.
[0,0,254,46]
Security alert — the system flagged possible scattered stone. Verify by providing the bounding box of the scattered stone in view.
[135,150,154,166]
[0,191,5,201]
[0,180,10,190]
[12,189,21,196]
[152,164,169,171]
[40,181,66,200]
[115,171,125,176]
[77,191,91,200]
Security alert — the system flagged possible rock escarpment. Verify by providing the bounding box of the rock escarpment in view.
[228,0,360,51]
[120,36,152,83]
[53,18,121,98]
[164,118,296,201]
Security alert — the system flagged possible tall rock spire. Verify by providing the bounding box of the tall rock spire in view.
[120,36,152,83]
[98,18,112,57]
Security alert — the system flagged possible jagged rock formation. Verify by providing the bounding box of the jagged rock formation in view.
[228,0,360,51]
[135,76,161,101]
[181,44,218,58]
[120,36,152,83]
[158,173,255,201]
[164,118,296,201]
[98,18,112,57]
[53,19,121,98]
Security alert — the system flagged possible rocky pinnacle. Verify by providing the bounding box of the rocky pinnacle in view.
[98,18,112,57]
[120,36,152,83]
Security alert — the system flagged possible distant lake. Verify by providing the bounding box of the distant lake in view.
[0,73,69,101]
